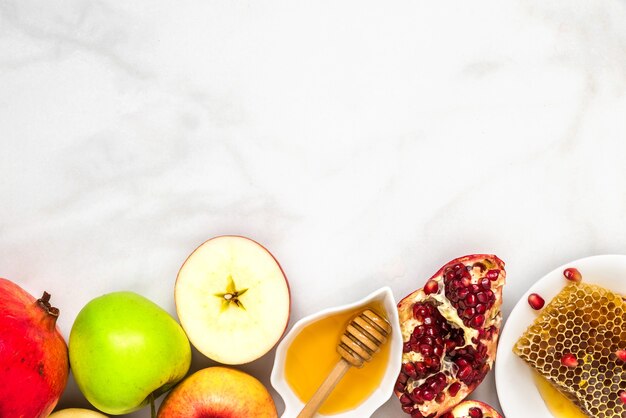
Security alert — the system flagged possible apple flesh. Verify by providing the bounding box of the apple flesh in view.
[49,408,108,418]
[157,366,278,418]
[69,292,191,415]
[175,236,291,364]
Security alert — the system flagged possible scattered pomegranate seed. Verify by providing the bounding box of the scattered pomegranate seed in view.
[560,353,578,368]
[619,390,626,405]
[424,280,439,295]
[563,267,582,282]
[527,293,545,310]
[616,349,626,362]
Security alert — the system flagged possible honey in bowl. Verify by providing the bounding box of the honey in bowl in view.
[284,305,391,415]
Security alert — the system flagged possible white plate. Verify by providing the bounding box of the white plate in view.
[495,254,626,418]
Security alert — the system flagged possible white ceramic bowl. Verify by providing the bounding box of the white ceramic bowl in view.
[271,286,403,418]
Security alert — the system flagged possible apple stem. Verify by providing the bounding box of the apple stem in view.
[149,392,156,418]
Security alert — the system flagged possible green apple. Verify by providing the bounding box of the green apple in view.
[157,367,278,417]
[69,292,191,415]
[49,408,108,418]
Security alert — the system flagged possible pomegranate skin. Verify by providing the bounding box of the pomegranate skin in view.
[0,278,69,418]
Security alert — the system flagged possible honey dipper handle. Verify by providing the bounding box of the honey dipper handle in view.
[296,358,352,418]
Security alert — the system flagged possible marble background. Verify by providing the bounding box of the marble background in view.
[2,0,626,417]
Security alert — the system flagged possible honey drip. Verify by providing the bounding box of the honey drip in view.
[533,372,587,418]
[284,305,391,415]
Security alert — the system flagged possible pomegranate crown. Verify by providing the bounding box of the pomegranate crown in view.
[37,291,60,318]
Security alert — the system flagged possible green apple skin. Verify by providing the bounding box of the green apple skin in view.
[69,292,191,415]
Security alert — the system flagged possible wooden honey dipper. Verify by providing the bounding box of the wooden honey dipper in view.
[296,309,392,418]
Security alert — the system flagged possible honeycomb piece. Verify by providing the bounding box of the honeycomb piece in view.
[514,283,626,418]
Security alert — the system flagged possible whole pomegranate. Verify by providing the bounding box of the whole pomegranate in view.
[441,400,503,418]
[394,255,505,418]
[0,278,69,417]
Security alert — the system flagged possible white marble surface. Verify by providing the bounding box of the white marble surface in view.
[2,1,626,416]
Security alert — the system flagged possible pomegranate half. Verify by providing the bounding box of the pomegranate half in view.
[441,400,503,418]
[0,278,69,417]
[394,255,505,418]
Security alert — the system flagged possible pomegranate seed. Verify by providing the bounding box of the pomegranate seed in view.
[420,344,433,356]
[424,280,439,295]
[476,292,488,303]
[463,307,476,319]
[527,293,545,310]
[400,393,413,405]
[561,353,578,368]
[468,407,483,418]
[619,390,626,405]
[421,389,435,401]
[409,388,422,403]
[415,362,427,375]
[448,382,461,396]
[470,314,485,328]
[457,364,472,380]
[402,362,417,379]
[563,267,582,282]
[486,269,500,280]
[616,349,626,362]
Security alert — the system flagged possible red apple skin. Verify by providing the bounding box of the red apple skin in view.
[157,367,278,418]
[0,278,69,417]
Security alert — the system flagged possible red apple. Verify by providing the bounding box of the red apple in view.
[175,236,291,364]
[0,278,69,417]
[157,367,278,417]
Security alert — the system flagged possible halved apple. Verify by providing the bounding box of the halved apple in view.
[175,235,291,364]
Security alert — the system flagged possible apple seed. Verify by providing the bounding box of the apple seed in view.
[214,275,248,311]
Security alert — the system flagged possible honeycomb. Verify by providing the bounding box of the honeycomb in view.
[514,283,626,418]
